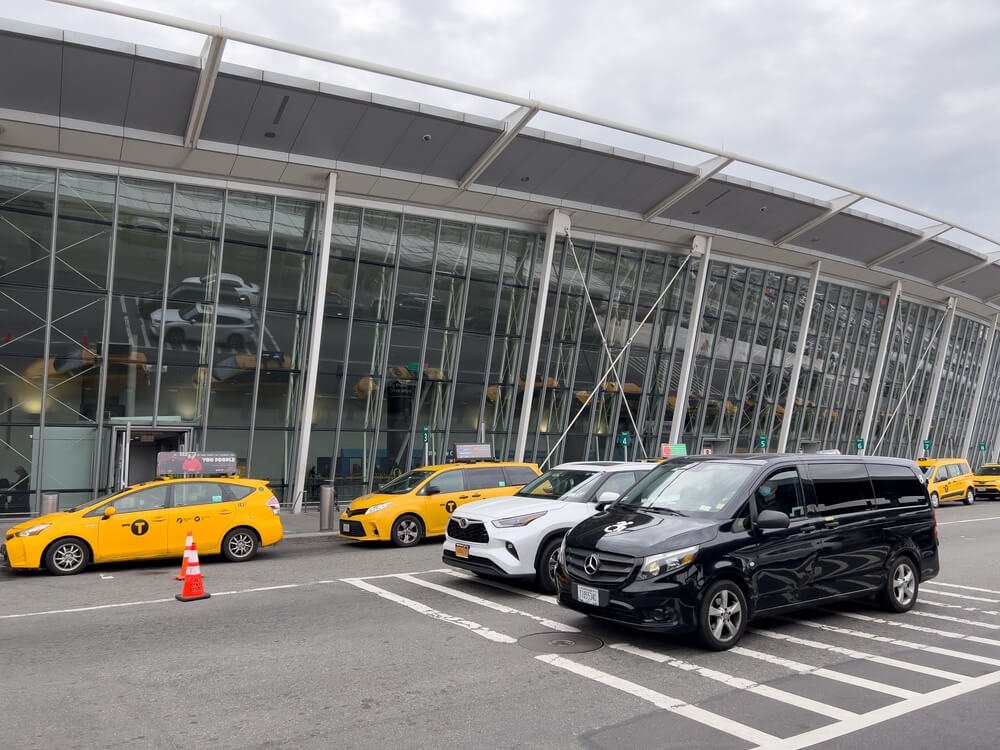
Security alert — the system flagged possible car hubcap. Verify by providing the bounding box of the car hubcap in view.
[229,534,253,557]
[55,545,82,571]
[893,564,915,606]
[398,521,418,544]
[708,589,742,642]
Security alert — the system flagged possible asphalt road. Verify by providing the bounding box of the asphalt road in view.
[2,502,999,750]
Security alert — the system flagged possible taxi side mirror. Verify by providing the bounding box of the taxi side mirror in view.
[102,506,117,519]
[425,485,441,496]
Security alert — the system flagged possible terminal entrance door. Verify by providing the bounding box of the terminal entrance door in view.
[110,424,193,491]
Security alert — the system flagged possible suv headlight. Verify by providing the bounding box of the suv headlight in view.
[365,502,391,515]
[491,511,547,528]
[16,523,52,537]
[635,545,699,581]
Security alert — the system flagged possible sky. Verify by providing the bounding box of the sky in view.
[6,0,1000,249]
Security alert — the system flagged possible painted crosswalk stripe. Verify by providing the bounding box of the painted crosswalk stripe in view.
[923,581,1000,596]
[834,610,1000,648]
[731,647,918,698]
[535,653,780,746]
[395,573,577,632]
[752,627,967,682]
[907,608,1000,629]
[611,642,856,721]
[341,577,516,644]
[439,568,558,603]
[921,598,1000,617]
[918,587,1000,604]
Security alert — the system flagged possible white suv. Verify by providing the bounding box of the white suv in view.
[442,461,656,593]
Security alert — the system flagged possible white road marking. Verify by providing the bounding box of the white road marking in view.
[834,610,1000,648]
[938,514,1000,525]
[919,587,999,603]
[907,608,1000,630]
[535,653,780,746]
[924,581,1000,596]
[921,598,1000,617]
[0,597,175,619]
[439,568,559,604]
[99,574,114,580]
[731,647,918,698]
[611,642,856,721]
[752,628,967,682]
[396,573,577,632]
[341,577,516,644]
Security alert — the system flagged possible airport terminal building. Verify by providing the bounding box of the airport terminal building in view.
[3,6,1000,514]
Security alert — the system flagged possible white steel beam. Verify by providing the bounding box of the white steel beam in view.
[777,261,821,453]
[860,281,902,454]
[774,194,861,247]
[868,224,950,269]
[458,105,539,190]
[184,34,226,149]
[642,156,731,221]
[916,297,956,458]
[669,235,711,445]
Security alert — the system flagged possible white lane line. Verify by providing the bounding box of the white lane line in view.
[0,597,175,619]
[396,573,577,632]
[787,617,1000,667]
[919,587,999,604]
[535,653,780,747]
[348,568,453,581]
[611,642,856,721]
[440,568,558,604]
[731,647,918,698]
[922,598,1000,617]
[752,628,967,682]
[907,609,1000,630]
[938,514,1000,525]
[755,668,1000,750]
[341,577,516,644]
[834,611,1000,648]
[924,581,1000,596]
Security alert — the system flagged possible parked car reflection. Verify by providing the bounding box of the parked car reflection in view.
[149,303,257,350]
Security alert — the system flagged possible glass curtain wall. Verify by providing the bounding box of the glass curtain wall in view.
[969,327,1000,467]
[930,316,989,459]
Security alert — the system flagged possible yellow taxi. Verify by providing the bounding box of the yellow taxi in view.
[972,463,1000,501]
[339,458,540,547]
[1,476,283,575]
[916,457,975,507]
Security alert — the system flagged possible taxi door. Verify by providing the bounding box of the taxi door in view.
[420,468,468,536]
[166,481,232,554]
[94,484,170,561]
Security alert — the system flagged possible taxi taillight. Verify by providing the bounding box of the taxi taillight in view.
[266,496,280,515]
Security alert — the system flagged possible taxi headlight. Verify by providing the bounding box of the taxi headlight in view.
[636,545,699,581]
[365,502,391,515]
[491,511,547,528]
[16,523,52,537]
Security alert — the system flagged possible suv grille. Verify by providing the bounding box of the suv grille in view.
[447,518,489,543]
[566,547,635,584]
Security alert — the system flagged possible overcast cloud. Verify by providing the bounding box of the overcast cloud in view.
[8,0,1000,244]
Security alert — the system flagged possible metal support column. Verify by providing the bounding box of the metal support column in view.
[916,297,956,458]
[514,209,569,462]
[859,281,901,454]
[777,261,821,453]
[669,235,711,445]
[291,172,336,513]
[962,313,999,464]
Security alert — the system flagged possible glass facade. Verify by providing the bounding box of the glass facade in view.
[2,159,997,513]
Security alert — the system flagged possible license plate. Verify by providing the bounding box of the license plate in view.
[341,522,350,533]
[575,584,601,606]
[455,543,470,559]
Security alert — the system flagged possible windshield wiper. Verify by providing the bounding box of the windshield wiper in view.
[644,506,686,516]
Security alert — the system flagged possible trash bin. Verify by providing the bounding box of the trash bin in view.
[39,492,59,516]
[319,483,335,531]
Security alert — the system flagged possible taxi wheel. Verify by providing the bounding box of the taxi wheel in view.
[697,579,748,651]
[44,537,91,575]
[221,527,259,562]
[929,492,939,508]
[964,488,975,505]
[535,537,562,594]
[390,514,424,547]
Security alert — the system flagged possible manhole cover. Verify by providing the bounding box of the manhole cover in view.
[517,631,604,654]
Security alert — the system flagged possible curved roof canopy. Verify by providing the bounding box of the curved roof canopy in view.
[1,2,998,319]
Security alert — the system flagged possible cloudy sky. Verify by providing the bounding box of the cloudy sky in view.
[8,0,1000,246]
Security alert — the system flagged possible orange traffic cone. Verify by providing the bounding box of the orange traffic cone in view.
[175,537,211,602]
[175,532,194,580]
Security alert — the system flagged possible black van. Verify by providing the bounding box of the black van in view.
[555,454,938,650]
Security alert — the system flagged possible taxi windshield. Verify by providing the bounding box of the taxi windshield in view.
[918,465,934,478]
[515,469,596,499]
[978,465,1000,476]
[617,461,755,515]
[66,491,118,513]
[377,470,434,494]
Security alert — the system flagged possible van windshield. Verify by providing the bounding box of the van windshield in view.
[617,462,755,515]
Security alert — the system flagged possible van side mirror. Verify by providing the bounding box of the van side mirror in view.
[593,490,620,511]
[756,508,789,530]
[102,506,117,519]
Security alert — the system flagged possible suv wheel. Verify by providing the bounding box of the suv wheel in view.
[964,488,975,505]
[880,556,919,612]
[391,514,424,547]
[929,491,939,508]
[697,579,748,650]
[536,537,562,594]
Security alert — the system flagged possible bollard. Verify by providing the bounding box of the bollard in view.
[319,483,335,531]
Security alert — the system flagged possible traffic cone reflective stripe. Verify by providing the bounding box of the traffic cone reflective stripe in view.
[175,532,194,580]
[175,538,211,602]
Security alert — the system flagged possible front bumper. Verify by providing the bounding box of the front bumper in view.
[337,515,387,541]
[442,535,535,579]
[974,484,1000,499]
[0,536,40,570]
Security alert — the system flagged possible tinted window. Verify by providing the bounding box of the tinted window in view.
[867,464,926,506]
[173,482,231,508]
[426,469,465,493]
[517,469,596,498]
[754,468,807,518]
[503,466,538,486]
[808,462,874,515]
[466,467,506,490]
